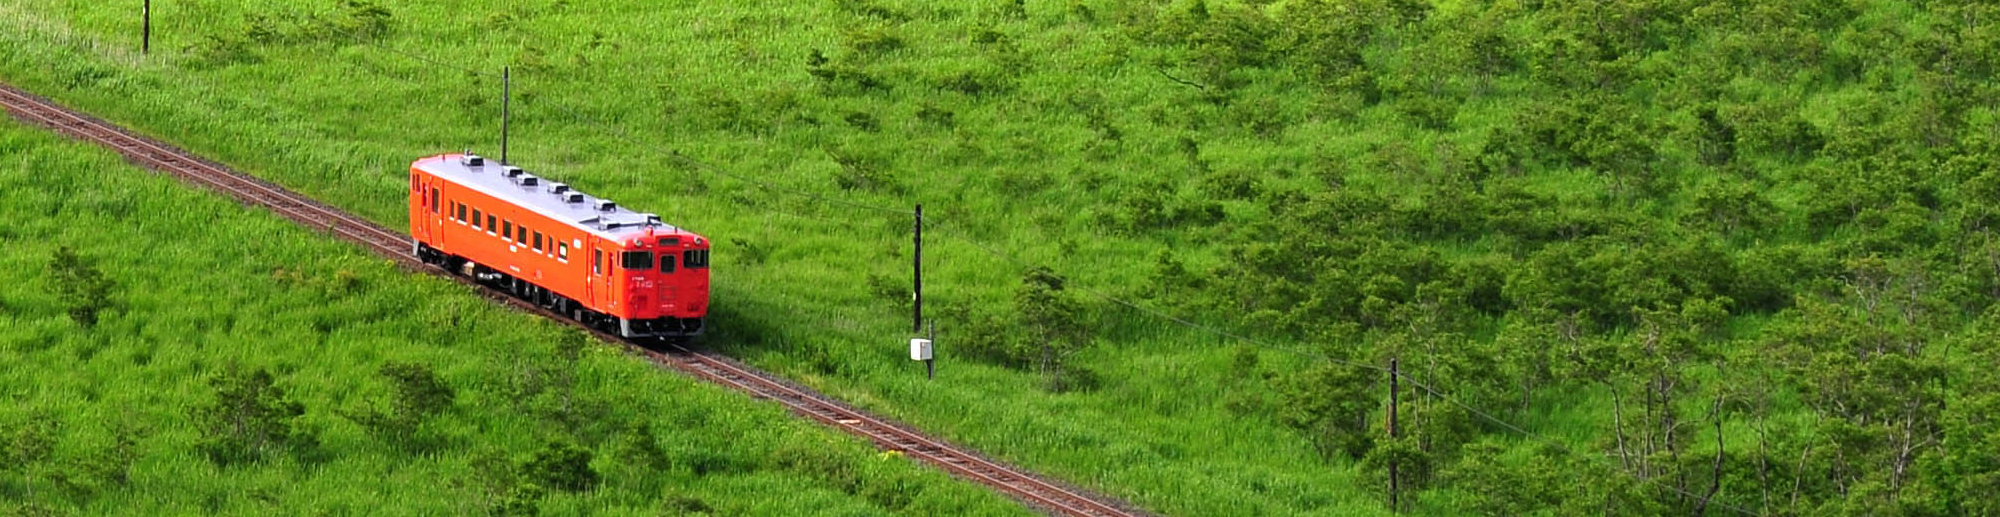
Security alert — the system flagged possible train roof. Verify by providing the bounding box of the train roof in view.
[413,153,696,243]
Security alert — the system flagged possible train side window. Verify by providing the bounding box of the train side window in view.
[486,214,496,234]
[533,231,543,252]
[457,203,466,222]
[593,250,603,274]
[621,251,654,269]
[558,243,568,262]
[430,188,440,213]
[517,226,527,244]
[472,209,483,230]
[660,254,676,273]
[502,221,513,241]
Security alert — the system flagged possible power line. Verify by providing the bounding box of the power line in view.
[295,30,1757,516]
[921,218,1760,516]
[369,27,1766,509]
[339,35,912,217]
[329,38,885,230]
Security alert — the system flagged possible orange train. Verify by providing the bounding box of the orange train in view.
[407,153,709,338]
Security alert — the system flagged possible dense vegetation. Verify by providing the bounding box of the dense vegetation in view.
[4,0,1999,514]
[0,121,1025,515]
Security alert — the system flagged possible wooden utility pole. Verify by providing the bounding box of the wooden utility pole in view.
[913,203,923,333]
[1388,357,1400,512]
[142,0,151,55]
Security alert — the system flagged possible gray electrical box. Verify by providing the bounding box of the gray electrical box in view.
[910,338,933,361]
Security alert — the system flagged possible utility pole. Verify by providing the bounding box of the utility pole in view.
[913,203,922,333]
[501,67,511,164]
[1388,357,1400,513]
[907,205,933,380]
[142,0,151,55]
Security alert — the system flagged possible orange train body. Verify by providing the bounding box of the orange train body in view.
[407,153,708,338]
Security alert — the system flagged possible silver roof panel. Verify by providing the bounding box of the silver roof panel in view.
[416,154,687,242]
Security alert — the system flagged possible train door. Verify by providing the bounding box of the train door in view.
[409,172,428,243]
[586,236,617,312]
[601,243,618,312]
[426,182,444,246]
[657,245,678,312]
[583,236,599,307]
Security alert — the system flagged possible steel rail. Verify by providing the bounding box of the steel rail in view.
[0,83,1145,517]
[645,347,1137,517]
[0,86,413,259]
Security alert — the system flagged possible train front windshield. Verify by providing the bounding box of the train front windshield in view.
[621,251,653,270]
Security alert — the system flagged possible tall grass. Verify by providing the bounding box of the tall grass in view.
[0,119,1025,515]
[14,0,1956,513]
[0,0,1435,514]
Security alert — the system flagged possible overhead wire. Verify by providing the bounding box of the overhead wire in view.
[921,218,1760,516]
[318,27,1758,516]
[378,40,908,214]
[330,35,899,231]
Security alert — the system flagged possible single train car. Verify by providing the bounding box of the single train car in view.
[407,153,709,338]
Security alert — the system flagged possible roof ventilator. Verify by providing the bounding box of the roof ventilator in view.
[564,193,585,203]
[461,154,485,167]
[550,183,570,194]
[519,175,540,187]
[596,200,617,212]
[503,166,524,178]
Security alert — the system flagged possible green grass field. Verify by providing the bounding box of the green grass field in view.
[0,2,1396,514]
[0,119,1027,515]
[6,0,2000,514]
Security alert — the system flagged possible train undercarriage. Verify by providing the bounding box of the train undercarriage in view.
[414,242,703,339]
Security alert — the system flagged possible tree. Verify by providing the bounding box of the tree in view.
[1686,180,1777,235]
[1761,256,1950,512]
[1016,267,1092,391]
[1443,440,1576,515]
[45,245,116,328]
[1278,325,1378,459]
[193,365,314,465]
[1939,308,2000,516]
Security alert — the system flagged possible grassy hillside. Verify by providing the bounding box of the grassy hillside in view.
[0,119,1025,515]
[5,0,2000,514]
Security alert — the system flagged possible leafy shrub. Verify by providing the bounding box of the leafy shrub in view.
[519,440,597,493]
[45,246,115,328]
[728,238,767,266]
[864,272,911,309]
[843,111,881,132]
[768,436,861,492]
[340,361,456,451]
[193,365,316,465]
[826,147,903,193]
[842,26,905,55]
[805,49,890,93]
[936,67,1012,97]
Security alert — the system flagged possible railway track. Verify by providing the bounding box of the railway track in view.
[0,83,1144,517]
